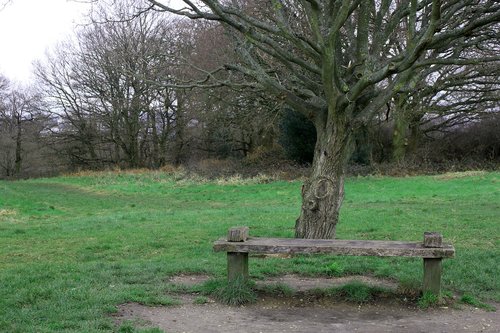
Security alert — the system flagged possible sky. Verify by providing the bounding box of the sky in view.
[0,0,93,83]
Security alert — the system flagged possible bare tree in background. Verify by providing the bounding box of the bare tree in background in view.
[388,19,500,162]
[0,79,50,178]
[144,0,500,238]
[172,19,282,160]
[36,0,180,169]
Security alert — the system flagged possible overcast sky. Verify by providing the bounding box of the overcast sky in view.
[0,0,92,83]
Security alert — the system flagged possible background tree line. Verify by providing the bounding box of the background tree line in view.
[0,0,498,180]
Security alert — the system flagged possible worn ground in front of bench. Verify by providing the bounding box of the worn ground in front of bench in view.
[117,292,499,333]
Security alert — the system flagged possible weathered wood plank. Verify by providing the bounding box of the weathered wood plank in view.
[213,237,455,258]
[423,258,442,295]
[227,252,249,282]
[424,232,443,248]
[227,226,249,242]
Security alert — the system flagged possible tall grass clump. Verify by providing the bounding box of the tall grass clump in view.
[201,278,257,306]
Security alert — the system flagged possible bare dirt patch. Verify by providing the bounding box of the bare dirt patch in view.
[115,274,499,332]
[167,273,398,292]
[258,274,399,292]
[116,299,498,333]
[168,274,212,287]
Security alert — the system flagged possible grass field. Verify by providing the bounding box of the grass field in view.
[0,170,499,332]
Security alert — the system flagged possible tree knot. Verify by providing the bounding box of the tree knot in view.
[314,177,334,200]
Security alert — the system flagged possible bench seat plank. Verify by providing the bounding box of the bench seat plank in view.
[214,237,455,258]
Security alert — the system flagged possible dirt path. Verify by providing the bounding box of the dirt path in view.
[115,275,499,333]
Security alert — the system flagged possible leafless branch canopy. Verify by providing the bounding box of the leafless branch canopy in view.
[145,0,499,127]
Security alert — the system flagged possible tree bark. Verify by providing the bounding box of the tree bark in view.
[150,111,161,168]
[392,115,408,163]
[14,116,22,176]
[173,91,186,166]
[392,94,424,163]
[295,115,352,239]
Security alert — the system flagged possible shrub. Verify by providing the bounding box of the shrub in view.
[279,108,316,165]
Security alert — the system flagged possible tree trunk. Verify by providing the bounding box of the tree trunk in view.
[295,117,352,239]
[123,125,140,168]
[150,111,161,168]
[407,114,422,156]
[392,112,408,163]
[352,123,373,165]
[392,96,423,163]
[173,92,186,166]
[392,95,409,163]
[14,117,22,176]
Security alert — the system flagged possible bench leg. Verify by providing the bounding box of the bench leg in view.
[227,252,248,282]
[423,258,442,296]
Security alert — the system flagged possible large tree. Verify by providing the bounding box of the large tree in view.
[146,0,499,238]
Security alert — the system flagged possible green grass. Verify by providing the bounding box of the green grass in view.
[314,282,392,303]
[418,291,440,309]
[200,278,257,305]
[0,170,499,332]
[460,294,496,311]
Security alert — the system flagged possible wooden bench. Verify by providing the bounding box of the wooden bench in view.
[213,227,455,296]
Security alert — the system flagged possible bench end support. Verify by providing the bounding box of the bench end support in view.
[227,227,249,282]
[423,232,444,296]
[227,252,249,282]
[423,258,442,296]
